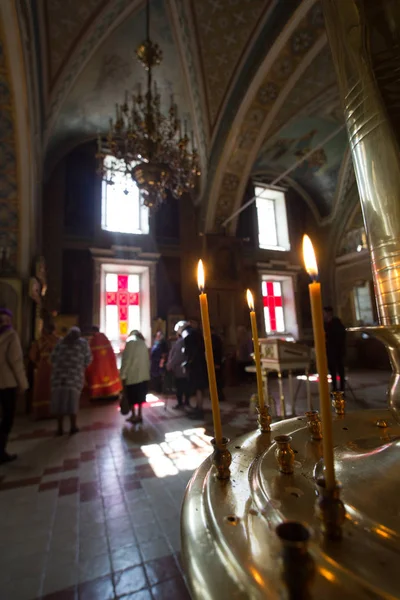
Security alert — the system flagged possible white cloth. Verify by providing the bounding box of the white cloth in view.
[120,337,150,385]
[0,329,28,390]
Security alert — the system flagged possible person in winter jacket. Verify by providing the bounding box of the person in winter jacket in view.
[0,308,28,464]
[120,330,150,424]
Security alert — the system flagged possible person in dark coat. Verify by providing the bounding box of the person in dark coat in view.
[323,306,346,393]
[150,331,168,394]
[181,322,208,418]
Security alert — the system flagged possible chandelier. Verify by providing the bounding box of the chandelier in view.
[96,0,200,209]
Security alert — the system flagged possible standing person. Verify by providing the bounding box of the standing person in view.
[211,327,225,402]
[236,326,253,383]
[85,326,122,400]
[167,322,189,410]
[181,322,208,419]
[323,306,346,393]
[29,323,59,420]
[150,331,168,394]
[120,330,150,424]
[0,308,28,464]
[50,327,92,436]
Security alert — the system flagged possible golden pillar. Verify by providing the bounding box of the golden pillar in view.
[322,0,400,418]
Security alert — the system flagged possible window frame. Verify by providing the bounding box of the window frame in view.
[254,184,290,252]
[101,156,149,235]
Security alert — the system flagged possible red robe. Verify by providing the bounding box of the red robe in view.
[29,332,60,419]
[86,333,122,398]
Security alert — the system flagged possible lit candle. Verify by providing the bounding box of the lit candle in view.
[302,235,335,490]
[197,260,223,446]
[246,290,265,411]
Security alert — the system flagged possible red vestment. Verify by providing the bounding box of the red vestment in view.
[29,332,60,419]
[86,332,122,398]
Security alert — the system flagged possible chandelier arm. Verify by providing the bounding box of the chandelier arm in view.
[146,0,150,43]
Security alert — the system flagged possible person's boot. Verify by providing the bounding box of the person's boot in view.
[0,432,17,464]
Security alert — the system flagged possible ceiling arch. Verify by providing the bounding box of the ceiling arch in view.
[204,0,327,232]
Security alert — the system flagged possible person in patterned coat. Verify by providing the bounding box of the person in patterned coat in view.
[50,327,92,436]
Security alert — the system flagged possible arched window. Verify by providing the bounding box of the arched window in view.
[101,156,149,235]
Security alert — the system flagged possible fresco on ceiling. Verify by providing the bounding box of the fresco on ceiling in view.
[48,0,192,160]
[254,117,348,217]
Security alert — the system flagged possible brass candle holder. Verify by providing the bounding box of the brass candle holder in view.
[211,437,232,480]
[315,477,346,540]
[276,521,315,600]
[257,402,272,433]
[331,391,346,416]
[305,410,323,440]
[274,435,295,474]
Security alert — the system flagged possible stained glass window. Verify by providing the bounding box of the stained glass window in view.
[262,280,285,333]
[101,156,149,234]
[105,273,140,350]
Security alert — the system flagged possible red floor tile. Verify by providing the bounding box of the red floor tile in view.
[59,477,79,496]
[39,481,60,492]
[42,586,77,600]
[113,565,148,597]
[78,575,114,600]
[124,481,142,492]
[151,576,191,600]
[144,555,180,586]
[0,476,41,491]
[63,458,80,471]
[80,451,96,462]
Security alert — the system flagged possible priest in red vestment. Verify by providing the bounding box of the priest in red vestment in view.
[85,327,122,399]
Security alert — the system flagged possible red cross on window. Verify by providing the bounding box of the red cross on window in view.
[262,281,283,332]
[106,275,139,336]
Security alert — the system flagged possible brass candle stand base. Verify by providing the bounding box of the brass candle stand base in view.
[331,391,346,416]
[316,477,346,541]
[276,521,315,600]
[257,404,272,432]
[305,410,323,440]
[211,437,232,480]
[274,434,295,474]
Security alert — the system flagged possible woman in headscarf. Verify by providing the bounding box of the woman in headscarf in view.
[120,330,150,424]
[50,327,92,435]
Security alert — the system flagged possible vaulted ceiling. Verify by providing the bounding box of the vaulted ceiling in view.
[20,0,351,232]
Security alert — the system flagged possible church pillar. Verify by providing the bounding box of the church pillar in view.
[0,0,38,345]
[322,0,400,327]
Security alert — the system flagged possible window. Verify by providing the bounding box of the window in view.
[262,280,285,333]
[260,274,299,338]
[101,156,149,234]
[105,273,141,352]
[255,185,290,251]
[354,282,374,324]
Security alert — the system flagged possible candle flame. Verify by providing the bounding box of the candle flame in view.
[197,259,205,292]
[246,289,254,311]
[302,235,318,278]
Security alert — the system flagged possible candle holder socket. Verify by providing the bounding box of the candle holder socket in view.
[211,437,232,480]
[276,521,315,599]
[274,435,295,474]
[257,403,272,432]
[305,410,323,440]
[331,391,346,416]
[315,477,346,540]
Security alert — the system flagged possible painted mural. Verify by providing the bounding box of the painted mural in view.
[254,117,348,218]
[0,25,18,273]
[47,0,193,160]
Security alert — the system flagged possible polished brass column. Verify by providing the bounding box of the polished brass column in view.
[322,0,400,418]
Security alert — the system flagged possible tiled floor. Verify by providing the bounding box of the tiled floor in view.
[0,369,390,600]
